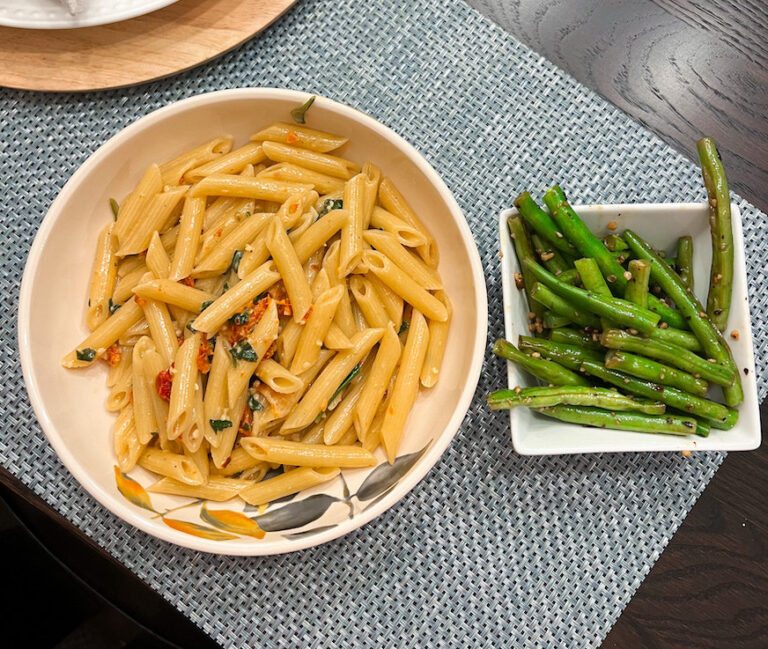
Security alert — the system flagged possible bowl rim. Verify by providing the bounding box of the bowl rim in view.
[498,201,760,455]
[17,88,488,555]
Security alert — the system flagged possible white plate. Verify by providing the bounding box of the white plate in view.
[499,202,760,455]
[18,88,487,554]
[0,0,179,29]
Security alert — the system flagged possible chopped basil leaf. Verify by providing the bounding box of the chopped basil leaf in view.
[230,339,258,366]
[200,300,214,312]
[230,250,244,273]
[108,298,121,314]
[87,299,91,307]
[248,394,264,411]
[398,320,410,334]
[244,211,251,217]
[290,95,315,124]
[318,198,343,217]
[241,422,251,432]
[209,419,232,432]
[327,364,360,407]
[109,198,119,220]
[228,308,250,326]
[186,321,196,332]
[76,348,97,362]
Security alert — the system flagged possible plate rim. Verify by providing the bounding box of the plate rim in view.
[0,0,180,29]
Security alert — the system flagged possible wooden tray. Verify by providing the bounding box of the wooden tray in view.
[0,0,298,92]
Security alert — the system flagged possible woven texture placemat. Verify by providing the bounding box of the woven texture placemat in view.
[1,0,766,646]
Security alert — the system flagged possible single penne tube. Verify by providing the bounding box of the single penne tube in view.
[242,437,376,468]
[351,301,368,332]
[146,231,171,279]
[290,285,344,374]
[147,476,253,501]
[184,142,266,182]
[138,447,206,486]
[211,385,248,469]
[276,317,303,367]
[367,273,404,331]
[117,254,146,278]
[360,162,381,229]
[203,337,231,448]
[381,311,429,462]
[256,358,304,394]
[159,136,234,185]
[292,208,348,264]
[370,206,427,248]
[106,343,131,387]
[190,174,313,201]
[131,337,159,445]
[339,174,366,275]
[288,210,317,244]
[115,163,163,245]
[362,250,448,322]
[310,267,331,299]
[142,346,171,449]
[281,327,384,432]
[262,141,360,179]
[302,248,325,289]
[299,421,325,444]
[169,196,206,280]
[212,446,268,476]
[378,178,438,267]
[86,223,119,330]
[323,360,371,444]
[202,165,255,229]
[133,279,215,314]
[167,333,201,440]
[250,122,349,152]
[113,266,147,304]
[354,322,401,437]
[236,236,271,279]
[192,212,272,278]
[265,217,313,322]
[349,275,390,329]
[420,290,452,388]
[106,357,133,412]
[322,240,356,337]
[276,189,320,230]
[140,294,180,367]
[324,323,353,349]
[62,298,143,368]
[117,186,187,256]
[160,225,179,253]
[188,262,280,334]
[113,405,143,472]
[184,436,209,481]
[238,466,340,506]
[197,209,243,263]
[363,229,443,290]
[258,163,346,195]
[225,300,279,407]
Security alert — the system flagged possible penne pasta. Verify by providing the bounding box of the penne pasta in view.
[339,174,366,275]
[349,275,390,329]
[86,223,119,331]
[238,466,340,506]
[148,476,253,501]
[140,294,179,367]
[265,217,313,323]
[370,206,427,248]
[159,136,234,186]
[132,337,160,445]
[258,163,345,195]
[262,141,360,179]
[169,196,206,281]
[323,360,371,444]
[203,336,231,448]
[138,447,206,486]
[241,437,376,468]
[146,231,171,279]
[113,405,142,472]
[363,229,442,290]
[256,358,304,394]
[113,266,148,304]
[167,333,202,441]
[184,142,266,182]
[114,163,163,246]
[367,273,404,331]
[290,285,344,374]
[360,162,382,229]
[133,279,215,314]
[420,290,452,388]
[362,250,448,322]
[190,174,313,202]
[193,211,272,278]
[250,122,348,152]
[378,178,438,268]
[322,240,357,337]
[117,186,187,256]
[381,311,430,462]
[142,346,172,449]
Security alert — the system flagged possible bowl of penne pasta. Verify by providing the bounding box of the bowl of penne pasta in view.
[18,88,487,554]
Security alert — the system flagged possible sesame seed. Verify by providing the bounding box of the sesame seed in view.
[681,450,692,457]
[607,274,617,283]
[541,252,555,261]
[623,378,630,383]
[607,221,618,230]
[730,330,739,340]
[555,231,563,238]
[714,273,723,283]
[528,311,536,320]
[628,328,638,335]
[531,352,541,358]
[514,386,522,393]
[707,358,716,363]
[623,271,632,281]
[659,322,668,329]
[699,312,708,318]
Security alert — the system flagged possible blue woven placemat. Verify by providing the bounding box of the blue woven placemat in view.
[1,0,766,646]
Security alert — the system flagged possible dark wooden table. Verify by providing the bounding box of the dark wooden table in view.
[468,1,768,646]
[3,1,766,647]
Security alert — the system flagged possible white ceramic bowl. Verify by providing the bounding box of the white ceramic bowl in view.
[499,202,760,455]
[18,89,487,555]
[0,0,179,29]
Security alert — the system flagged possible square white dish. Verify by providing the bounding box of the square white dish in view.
[498,202,760,455]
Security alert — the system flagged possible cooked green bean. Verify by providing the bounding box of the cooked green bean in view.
[625,259,650,309]
[535,405,699,436]
[530,283,600,328]
[604,350,709,397]
[676,236,694,290]
[487,386,665,413]
[492,339,590,386]
[514,191,578,256]
[508,215,545,320]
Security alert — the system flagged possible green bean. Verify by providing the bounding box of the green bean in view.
[525,259,661,333]
[603,234,628,251]
[624,229,743,406]
[625,259,650,309]
[604,350,709,398]
[550,328,604,350]
[676,236,694,291]
[600,329,735,387]
[697,137,733,331]
[543,311,574,329]
[487,386,665,414]
[531,233,571,274]
[647,327,702,352]
[517,337,736,429]
[507,215,545,320]
[513,191,577,256]
[535,405,699,436]
[574,257,613,330]
[492,339,590,386]
[530,283,601,328]
[557,268,580,285]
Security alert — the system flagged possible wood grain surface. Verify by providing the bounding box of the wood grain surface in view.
[469,0,768,213]
[0,0,297,92]
[467,1,768,646]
